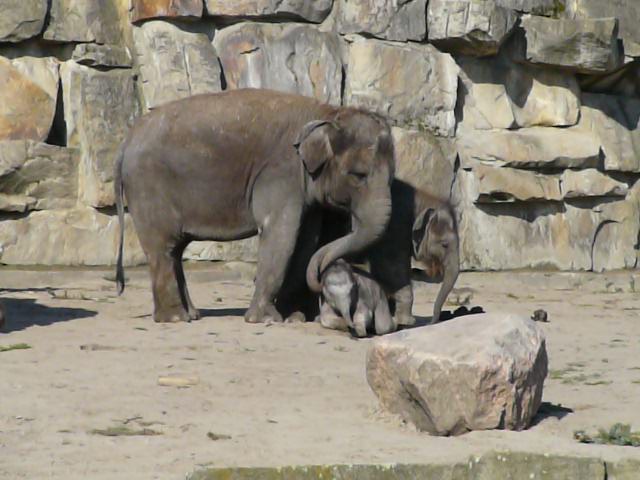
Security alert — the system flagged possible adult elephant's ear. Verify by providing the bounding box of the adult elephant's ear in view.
[294,120,336,175]
[412,207,435,258]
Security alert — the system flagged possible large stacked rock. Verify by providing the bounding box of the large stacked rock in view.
[0,0,639,271]
[367,313,548,435]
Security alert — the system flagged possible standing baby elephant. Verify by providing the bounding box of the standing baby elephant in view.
[115,89,395,324]
[318,259,396,337]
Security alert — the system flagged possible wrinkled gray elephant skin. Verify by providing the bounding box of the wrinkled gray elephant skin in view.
[317,259,396,337]
[115,89,394,324]
[317,179,460,326]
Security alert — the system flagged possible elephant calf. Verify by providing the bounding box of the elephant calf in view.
[317,259,396,337]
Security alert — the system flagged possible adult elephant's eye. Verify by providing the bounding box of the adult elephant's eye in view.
[349,170,367,182]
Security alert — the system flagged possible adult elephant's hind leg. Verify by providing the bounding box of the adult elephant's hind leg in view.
[147,247,191,323]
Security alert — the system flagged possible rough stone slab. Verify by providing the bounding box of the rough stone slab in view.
[0,0,47,42]
[336,0,428,42]
[453,169,640,270]
[72,44,133,68]
[345,37,459,135]
[133,20,223,111]
[456,127,601,169]
[61,62,138,208]
[0,141,78,212]
[565,0,640,58]
[392,127,456,200]
[132,0,203,22]
[188,452,616,479]
[561,169,628,199]
[44,0,123,43]
[458,55,580,129]
[494,0,558,14]
[520,15,622,74]
[184,238,258,262]
[214,22,342,105]
[428,0,517,57]
[0,56,59,142]
[205,0,333,23]
[574,93,640,173]
[367,313,547,435]
[0,208,145,266]
[473,164,562,203]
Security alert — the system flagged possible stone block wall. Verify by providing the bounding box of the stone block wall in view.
[0,0,639,271]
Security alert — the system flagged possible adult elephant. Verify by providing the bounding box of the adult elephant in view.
[115,89,395,324]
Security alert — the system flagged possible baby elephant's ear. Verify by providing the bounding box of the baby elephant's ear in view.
[412,207,435,258]
[294,120,336,175]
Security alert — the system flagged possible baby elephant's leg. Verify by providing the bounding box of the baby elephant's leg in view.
[317,301,349,331]
[393,284,415,326]
[374,296,397,335]
[352,304,372,338]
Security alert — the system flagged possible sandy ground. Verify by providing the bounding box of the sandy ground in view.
[1,263,640,479]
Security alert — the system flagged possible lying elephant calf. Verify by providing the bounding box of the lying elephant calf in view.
[317,259,396,337]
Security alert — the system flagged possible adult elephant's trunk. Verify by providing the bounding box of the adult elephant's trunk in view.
[307,194,391,292]
[431,235,460,324]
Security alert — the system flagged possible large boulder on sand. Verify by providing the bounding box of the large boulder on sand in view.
[366,313,547,435]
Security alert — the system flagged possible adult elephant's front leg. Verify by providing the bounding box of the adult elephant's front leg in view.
[245,203,302,324]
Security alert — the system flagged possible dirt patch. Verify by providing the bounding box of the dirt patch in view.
[1,265,640,479]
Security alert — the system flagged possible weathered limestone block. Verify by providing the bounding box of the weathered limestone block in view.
[456,127,601,169]
[520,15,622,74]
[367,313,548,435]
[453,168,640,270]
[474,452,605,479]
[132,0,203,23]
[574,93,640,173]
[336,0,428,42]
[473,164,561,203]
[72,44,133,68]
[565,0,640,58]
[0,208,145,266]
[458,55,580,129]
[561,169,628,198]
[214,23,342,105]
[133,20,223,111]
[345,38,459,136]
[427,0,517,57]
[184,238,258,262]
[61,62,138,208]
[0,141,78,212]
[494,0,557,14]
[392,127,456,200]
[606,459,640,480]
[205,0,333,23]
[579,62,640,99]
[0,56,59,142]
[44,0,122,43]
[0,0,47,42]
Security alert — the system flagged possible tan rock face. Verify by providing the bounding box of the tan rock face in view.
[0,208,145,266]
[561,169,628,199]
[184,238,258,262]
[0,57,59,143]
[345,37,459,136]
[336,0,428,41]
[205,0,333,23]
[473,164,562,203]
[44,0,123,43]
[131,0,203,22]
[214,23,342,105]
[520,15,623,74]
[392,127,456,200]
[0,141,79,213]
[366,313,548,435]
[72,44,132,68]
[133,20,223,111]
[428,0,517,56]
[61,62,138,208]
[575,93,640,173]
[0,0,47,42]
[458,55,580,129]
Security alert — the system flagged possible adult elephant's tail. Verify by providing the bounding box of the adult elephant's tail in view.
[115,146,126,295]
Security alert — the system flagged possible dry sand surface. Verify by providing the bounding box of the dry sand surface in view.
[1,263,640,479]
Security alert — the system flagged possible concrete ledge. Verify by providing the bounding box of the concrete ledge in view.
[188,451,640,480]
